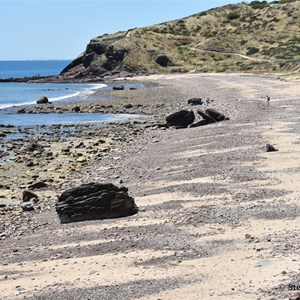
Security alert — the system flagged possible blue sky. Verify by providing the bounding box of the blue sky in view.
[1,1,261,60]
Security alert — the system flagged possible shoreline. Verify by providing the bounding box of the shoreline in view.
[1,73,300,299]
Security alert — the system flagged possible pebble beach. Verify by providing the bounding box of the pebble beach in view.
[1,72,300,299]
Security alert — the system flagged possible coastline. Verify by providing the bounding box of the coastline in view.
[1,73,300,299]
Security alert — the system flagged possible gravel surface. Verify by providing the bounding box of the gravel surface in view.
[1,73,300,300]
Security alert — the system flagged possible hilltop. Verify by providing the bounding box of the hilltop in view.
[61,0,300,79]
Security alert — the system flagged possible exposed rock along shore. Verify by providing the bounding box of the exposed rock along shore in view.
[1,73,300,300]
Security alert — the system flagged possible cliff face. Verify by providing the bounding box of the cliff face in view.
[61,0,300,79]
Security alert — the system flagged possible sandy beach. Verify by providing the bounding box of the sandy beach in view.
[1,73,300,300]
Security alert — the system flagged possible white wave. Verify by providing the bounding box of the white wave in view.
[0,83,108,110]
[49,91,81,101]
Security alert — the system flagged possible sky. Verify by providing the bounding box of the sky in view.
[0,0,264,60]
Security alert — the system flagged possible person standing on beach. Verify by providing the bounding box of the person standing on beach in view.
[266,95,270,106]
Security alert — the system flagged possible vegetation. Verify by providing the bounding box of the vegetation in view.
[84,0,300,74]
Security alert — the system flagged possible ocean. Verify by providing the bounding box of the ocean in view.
[0,60,141,126]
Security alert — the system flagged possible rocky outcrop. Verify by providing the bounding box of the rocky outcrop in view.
[60,36,143,79]
[166,110,195,128]
[56,182,138,223]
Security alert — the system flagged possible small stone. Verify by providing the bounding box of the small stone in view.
[266,143,278,152]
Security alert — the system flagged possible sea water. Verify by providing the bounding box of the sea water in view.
[0,60,142,126]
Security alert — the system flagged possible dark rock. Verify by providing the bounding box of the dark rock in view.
[197,109,217,123]
[188,98,203,105]
[124,104,133,109]
[25,143,45,153]
[205,108,227,121]
[166,110,195,128]
[28,181,47,190]
[17,108,26,114]
[73,106,81,113]
[197,108,229,123]
[22,190,39,202]
[155,54,174,67]
[113,85,124,90]
[36,96,49,104]
[266,143,278,152]
[75,142,85,149]
[55,182,138,223]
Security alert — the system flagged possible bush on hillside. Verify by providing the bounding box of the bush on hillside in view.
[226,12,241,20]
[249,1,269,9]
[246,47,260,55]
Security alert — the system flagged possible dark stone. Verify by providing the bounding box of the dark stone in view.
[22,190,39,202]
[155,54,174,67]
[205,108,227,121]
[75,142,85,148]
[197,109,217,123]
[73,106,81,113]
[113,85,124,90]
[188,98,203,105]
[124,104,133,109]
[56,182,138,223]
[266,143,278,152]
[166,110,195,128]
[28,181,47,190]
[25,143,45,153]
[17,108,26,114]
[36,96,49,104]
[197,108,229,124]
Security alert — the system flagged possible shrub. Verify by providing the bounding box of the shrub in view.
[246,47,260,55]
[226,12,241,20]
[249,1,269,9]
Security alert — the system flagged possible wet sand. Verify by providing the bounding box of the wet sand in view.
[1,73,300,300]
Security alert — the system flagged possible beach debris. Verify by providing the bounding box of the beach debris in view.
[36,96,49,104]
[113,85,124,90]
[188,98,203,106]
[266,143,278,152]
[55,182,138,223]
[166,110,195,128]
[22,190,39,202]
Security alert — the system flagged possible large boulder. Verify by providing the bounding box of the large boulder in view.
[55,182,138,223]
[166,110,195,128]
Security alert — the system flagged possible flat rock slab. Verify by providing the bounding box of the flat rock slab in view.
[55,182,138,223]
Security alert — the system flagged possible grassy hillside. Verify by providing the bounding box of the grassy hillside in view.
[62,0,300,77]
